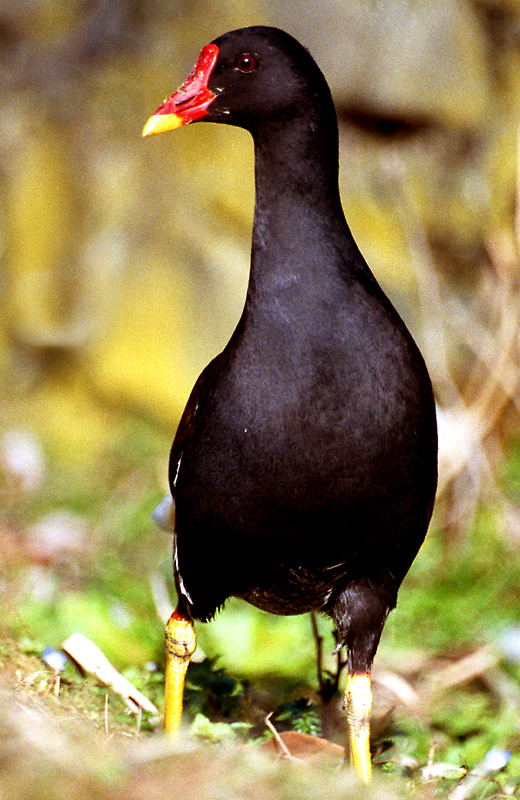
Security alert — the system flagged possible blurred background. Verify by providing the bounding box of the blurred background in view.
[3,0,520,779]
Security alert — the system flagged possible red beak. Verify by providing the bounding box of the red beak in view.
[143,44,219,137]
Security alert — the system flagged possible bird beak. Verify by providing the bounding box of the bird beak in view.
[142,44,219,137]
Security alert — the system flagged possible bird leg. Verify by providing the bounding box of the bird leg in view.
[164,607,197,734]
[343,672,372,783]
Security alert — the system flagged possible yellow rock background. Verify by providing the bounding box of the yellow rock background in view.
[2,0,520,463]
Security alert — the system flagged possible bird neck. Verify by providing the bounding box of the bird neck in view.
[247,115,360,306]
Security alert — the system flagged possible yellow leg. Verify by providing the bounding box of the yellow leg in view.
[164,608,197,734]
[343,672,372,783]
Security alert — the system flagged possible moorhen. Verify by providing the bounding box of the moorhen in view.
[143,26,437,782]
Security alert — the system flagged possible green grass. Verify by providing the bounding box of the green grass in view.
[4,421,520,792]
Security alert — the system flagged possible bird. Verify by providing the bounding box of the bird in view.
[143,26,438,782]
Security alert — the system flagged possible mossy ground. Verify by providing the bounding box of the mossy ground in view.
[2,419,520,797]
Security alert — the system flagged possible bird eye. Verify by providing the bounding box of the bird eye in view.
[236,54,257,73]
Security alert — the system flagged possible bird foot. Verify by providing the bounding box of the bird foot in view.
[343,672,372,783]
[164,608,197,734]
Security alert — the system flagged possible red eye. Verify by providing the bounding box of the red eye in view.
[236,54,257,73]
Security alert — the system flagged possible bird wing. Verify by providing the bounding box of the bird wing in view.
[152,356,221,536]
[168,355,221,495]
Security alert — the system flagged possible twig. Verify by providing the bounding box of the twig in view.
[447,749,510,800]
[310,611,325,695]
[374,668,422,714]
[62,633,158,716]
[425,647,497,696]
[104,693,109,736]
[264,712,293,758]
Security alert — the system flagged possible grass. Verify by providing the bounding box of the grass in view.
[3,419,520,796]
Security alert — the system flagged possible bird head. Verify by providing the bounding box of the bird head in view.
[142,26,329,137]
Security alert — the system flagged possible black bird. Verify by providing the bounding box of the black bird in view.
[143,26,437,781]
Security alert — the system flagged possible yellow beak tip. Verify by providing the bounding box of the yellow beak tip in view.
[142,113,184,137]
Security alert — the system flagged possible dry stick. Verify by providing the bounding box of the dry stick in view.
[442,286,520,421]
[374,668,422,714]
[426,647,497,696]
[333,639,348,693]
[42,670,61,698]
[311,613,347,699]
[388,159,520,505]
[452,125,520,442]
[452,266,520,431]
[482,665,520,711]
[384,157,461,409]
[310,611,325,696]
[447,749,509,800]
[386,164,501,538]
[389,172,477,498]
[104,693,109,736]
[386,163,481,519]
[264,713,294,759]
[514,121,520,254]
[457,285,520,412]
[62,633,158,715]
[433,265,520,496]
